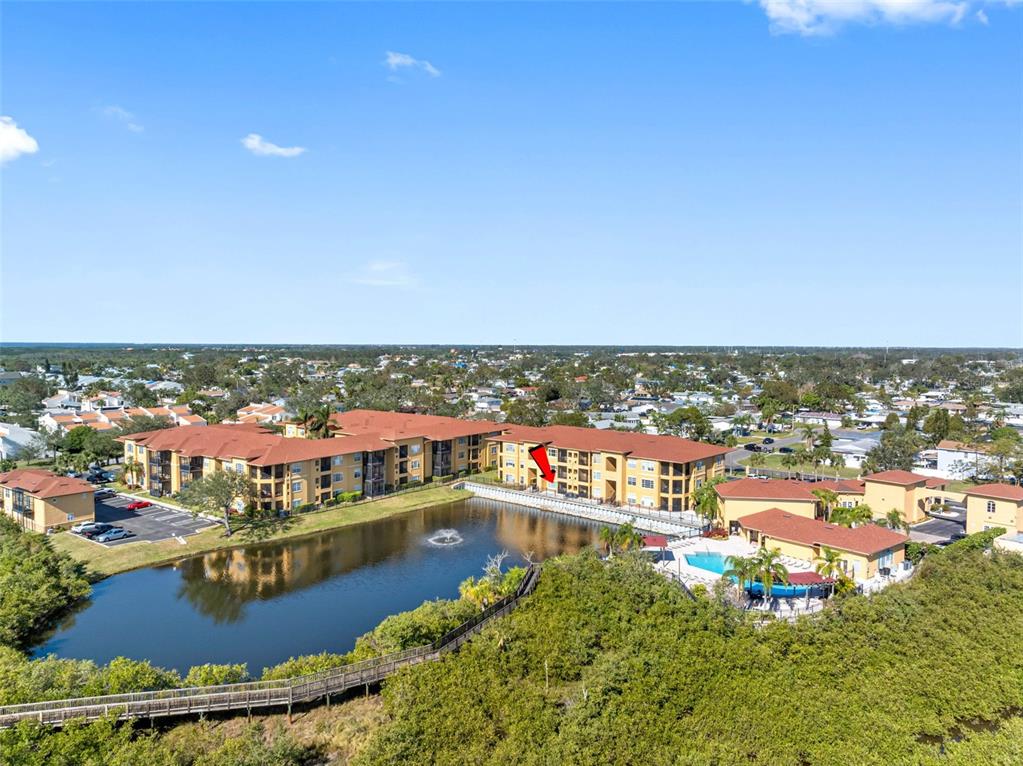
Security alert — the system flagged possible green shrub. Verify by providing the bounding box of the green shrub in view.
[260,651,350,681]
[183,663,249,687]
[350,598,478,661]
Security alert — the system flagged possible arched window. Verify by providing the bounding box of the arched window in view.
[986,500,996,514]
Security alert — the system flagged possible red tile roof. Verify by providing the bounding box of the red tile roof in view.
[0,469,95,499]
[118,424,391,467]
[812,479,866,495]
[738,508,908,556]
[715,478,817,502]
[964,483,1023,502]
[491,424,732,465]
[864,470,929,487]
[330,409,501,442]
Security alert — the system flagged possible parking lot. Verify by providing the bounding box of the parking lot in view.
[87,494,217,546]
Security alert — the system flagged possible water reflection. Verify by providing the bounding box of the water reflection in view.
[36,499,600,671]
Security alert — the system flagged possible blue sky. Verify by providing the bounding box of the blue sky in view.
[2,1,1021,346]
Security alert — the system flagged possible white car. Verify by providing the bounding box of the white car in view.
[71,521,105,535]
[95,527,134,543]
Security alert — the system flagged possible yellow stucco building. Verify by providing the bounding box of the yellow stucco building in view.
[120,410,503,512]
[862,470,956,525]
[489,424,730,511]
[0,468,96,533]
[964,483,1023,536]
[737,507,908,581]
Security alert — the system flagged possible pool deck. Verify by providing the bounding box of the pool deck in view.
[656,536,819,588]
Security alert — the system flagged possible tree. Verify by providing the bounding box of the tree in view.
[831,503,873,528]
[179,470,255,537]
[723,554,758,596]
[596,523,644,557]
[693,477,727,527]
[813,546,844,598]
[746,451,766,476]
[780,450,802,478]
[550,411,590,428]
[882,413,902,431]
[863,428,920,473]
[800,424,817,449]
[16,436,44,467]
[123,457,142,487]
[754,547,789,601]
[655,407,712,441]
[884,508,908,533]
[502,398,549,427]
[811,488,838,521]
[125,382,158,408]
[759,399,780,429]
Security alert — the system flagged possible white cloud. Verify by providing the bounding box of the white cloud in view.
[101,104,144,133]
[758,0,981,35]
[351,261,417,288]
[0,117,39,163]
[976,8,990,22]
[384,51,441,78]
[241,133,307,158]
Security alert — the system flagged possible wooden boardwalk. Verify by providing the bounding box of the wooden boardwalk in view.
[0,565,541,730]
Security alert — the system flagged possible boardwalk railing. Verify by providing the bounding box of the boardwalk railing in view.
[0,565,542,730]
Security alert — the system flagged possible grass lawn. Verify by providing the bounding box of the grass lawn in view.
[51,485,471,578]
[740,452,861,479]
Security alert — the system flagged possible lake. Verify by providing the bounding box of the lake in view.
[34,498,601,674]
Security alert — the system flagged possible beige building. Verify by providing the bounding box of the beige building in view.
[490,424,730,511]
[737,507,908,581]
[120,410,503,512]
[862,470,953,525]
[963,483,1023,536]
[0,468,95,533]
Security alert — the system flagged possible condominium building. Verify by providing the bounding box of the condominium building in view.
[717,478,866,532]
[0,468,95,533]
[862,470,953,525]
[737,508,907,581]
[490,424,730,511]
[963,483,1023,536]
[119,410,503,511]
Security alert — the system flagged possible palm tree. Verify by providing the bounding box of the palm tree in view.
[885,508,908,533]
[800,424,817,450]
[780,451,801,479]
[814,546,844,598]
[747,451,766,477]
[598,525,616,556]
[693,477,727,527]
[754,548,789,601]
[597,523,644,556]
[305,405,334,439]
[831,503,873,528]
[123,456,142,487]
[723,554,758,596]
[811,488,838,521]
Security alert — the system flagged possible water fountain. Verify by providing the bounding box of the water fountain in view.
[426,528,464,547]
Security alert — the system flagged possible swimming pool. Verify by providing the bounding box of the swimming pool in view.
[684,551,822,598]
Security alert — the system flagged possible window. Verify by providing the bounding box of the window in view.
[411,444,422,455]
[547,448,557,458]
[627,494,637,504]
[506,444,516,452]
[291,499,302,509]
[332,455,344,466]
[354,483,362,492]
[594,471,602,480]
[354,470,362,479]
[458,437,466,445]
[696,461,704,470]
[627,477,637,486]
[987,500,996,513]
[291,481,302,493]
[353,453,362,462]
[627,460,636,469]
[411,460,421,469]
[458,451,465,459]
[291,463,302,474]
[593,454,601,464]
[695,479,703,489]
[641,461,655,472]
[506,460,515,468]
[641,479,655,489]
[332,472,343,482]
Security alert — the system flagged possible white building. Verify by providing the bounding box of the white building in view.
[0,423,42,461]
[934,440,989,480]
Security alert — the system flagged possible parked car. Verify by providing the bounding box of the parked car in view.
[71,521,106,535]
[95,527,134,543]
[126,500,153,510]
[743,443,762,452]
[779,446,794,454]
[762,437,774,444]
[94,488,116,499]
[81,523,114,539]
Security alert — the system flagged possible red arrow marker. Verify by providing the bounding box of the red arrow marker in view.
[528,444,556,482]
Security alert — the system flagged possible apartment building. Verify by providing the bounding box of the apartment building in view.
[120,423,390,510]
[40,404,205,435]
[737,508,907,581]
[963,483,1023,536]
[120,410,503,511]
[0,468,95,533]
[716,477,867,531]
[490,424,730,511]
[862,470,953,525]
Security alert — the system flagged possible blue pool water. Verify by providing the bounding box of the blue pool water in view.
[684,551,821,598]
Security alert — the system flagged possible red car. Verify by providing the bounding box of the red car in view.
[126,500,152,510]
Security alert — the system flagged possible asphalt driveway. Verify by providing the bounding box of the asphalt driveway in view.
[89,495,215,546]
